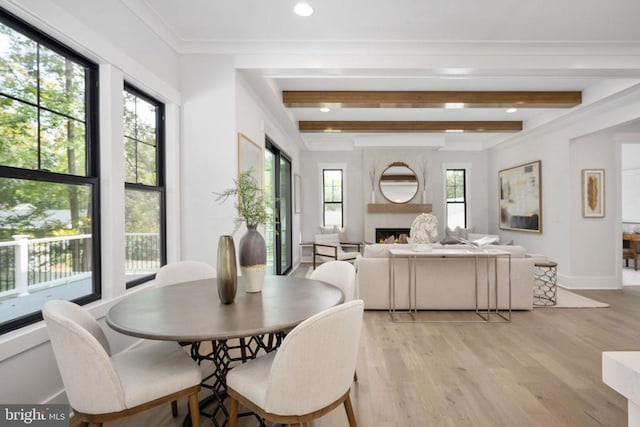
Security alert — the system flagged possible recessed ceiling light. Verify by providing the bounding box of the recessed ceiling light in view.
[319,107,330,113]
[444,103,465,109]
[506,108,518,113]
[323,128,341,133]
[294,2,314,16]
[445,129,464,133]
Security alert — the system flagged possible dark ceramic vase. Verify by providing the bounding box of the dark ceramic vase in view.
[216,235,237,304]
[238,225,266,292]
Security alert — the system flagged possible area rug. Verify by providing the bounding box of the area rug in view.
[535,287,610,308]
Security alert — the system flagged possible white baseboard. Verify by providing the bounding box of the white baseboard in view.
[559,273,623,290]
[43,388,68,405]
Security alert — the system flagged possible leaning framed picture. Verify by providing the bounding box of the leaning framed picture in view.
[294,174,302,213]
[499,160,542,233]
[237,132,263,187]
[582,169,604,218]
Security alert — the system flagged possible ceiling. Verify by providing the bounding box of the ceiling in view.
[122,0,640,151]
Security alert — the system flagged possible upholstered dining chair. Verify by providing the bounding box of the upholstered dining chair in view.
[310,260,359,381]
[154,259,217,414]
[43,300,202,427]
[154,260,217,287]
[226,300,364,427]
[309,260,357,302]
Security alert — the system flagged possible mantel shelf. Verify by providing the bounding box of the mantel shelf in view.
[367,203,432,213]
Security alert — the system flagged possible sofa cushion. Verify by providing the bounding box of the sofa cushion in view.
[468,233,499,242]
[441,226,475,244]
[364,244,390,258]
[487,245,526,258]
[364,243,411,258]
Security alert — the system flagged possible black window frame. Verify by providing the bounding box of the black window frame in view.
[123,82,166,288]
[0,7,101,334]
[322,168,343,228]
[445,168,467,228]
[265,138,292,275]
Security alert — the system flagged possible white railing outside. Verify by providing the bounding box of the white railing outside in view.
[0,233,160,298]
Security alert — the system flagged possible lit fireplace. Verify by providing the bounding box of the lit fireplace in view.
[375,228,411,243]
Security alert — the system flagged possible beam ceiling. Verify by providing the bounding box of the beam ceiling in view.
[298,121,523,133]
[284,91,582,108]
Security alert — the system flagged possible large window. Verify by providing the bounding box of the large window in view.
[123,84,165,287]
[0,9,100,333]
[445,169,467,228]
[322,169,343,227]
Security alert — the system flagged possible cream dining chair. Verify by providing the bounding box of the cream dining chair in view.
[226,300,364,427]
[43,300,202,427]
[309,260,357,302]
[154,260,217,415]
[154,260,217,287]
[310,260,359,381]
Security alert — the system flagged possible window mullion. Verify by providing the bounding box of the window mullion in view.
[36,43,41,171]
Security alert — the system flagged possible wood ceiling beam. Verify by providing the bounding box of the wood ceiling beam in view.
[283,91,582,108]
[298,121,523,133]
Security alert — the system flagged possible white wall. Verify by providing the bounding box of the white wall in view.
[362,148,489,242]
[179,55,237,263]
[298,148,489,244]
[622,142,640,227]
[0,0,181,406]
[300,151,364,243]
[489,84,640,289]
[1,0,179,102]
[622,143,640,169]
[569,131,620,287]
[489,137,571,265]
[235,73,302,264]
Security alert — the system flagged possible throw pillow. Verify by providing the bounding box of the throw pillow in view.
[456,226,474,240]
[319,226,334,234]
[440,226,475,244]
[333,225,349,243]
[441,226,462,244]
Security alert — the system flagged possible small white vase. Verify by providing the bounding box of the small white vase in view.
[422,190,428,204]
[371,190,376,204]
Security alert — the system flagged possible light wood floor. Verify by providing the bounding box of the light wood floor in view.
[96,271,639,427]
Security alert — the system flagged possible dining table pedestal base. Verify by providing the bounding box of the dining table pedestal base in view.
[185,332,285,427]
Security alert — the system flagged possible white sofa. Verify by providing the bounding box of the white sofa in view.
[356,243,536,310]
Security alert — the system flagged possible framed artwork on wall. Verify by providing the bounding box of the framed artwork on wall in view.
[294,174,302,213]
[499,160,542,233]
[582,169,604,218]
[237,132,263,187]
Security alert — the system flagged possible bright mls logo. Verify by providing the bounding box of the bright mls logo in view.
[1,405,69,426]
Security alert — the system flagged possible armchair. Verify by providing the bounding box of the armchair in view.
[313,233,362,268]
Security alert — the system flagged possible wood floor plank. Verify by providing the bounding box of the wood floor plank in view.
[95,269,640,427]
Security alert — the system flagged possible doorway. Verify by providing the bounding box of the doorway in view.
[622,142,640,285]
[264,138,292,275]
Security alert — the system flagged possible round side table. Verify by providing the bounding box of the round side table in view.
[533,261,558,306]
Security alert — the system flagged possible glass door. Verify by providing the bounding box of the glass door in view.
[264,138,292,275]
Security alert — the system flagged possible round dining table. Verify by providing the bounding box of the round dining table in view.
[106,275,344,427]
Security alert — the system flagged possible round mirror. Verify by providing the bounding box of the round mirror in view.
[379,162,419,204]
